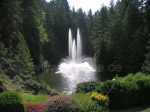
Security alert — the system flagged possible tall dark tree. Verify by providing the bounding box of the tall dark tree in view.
[90,0,148,76]
[22,0,48,67]
[14,32,35,76]
[142,41,150,74]
[87,9,94,55]
[44,0,71,65]
[0,42,8,74]
[91,6,110,68]
[0,0,35,78]
[0,0,22,48]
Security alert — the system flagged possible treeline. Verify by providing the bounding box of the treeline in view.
[0,0,150,79]
[91,0,150,76]
[0,0,92,78]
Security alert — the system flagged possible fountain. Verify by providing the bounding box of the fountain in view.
[56,29,96,92]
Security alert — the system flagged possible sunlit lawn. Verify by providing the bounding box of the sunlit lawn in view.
[20,93,51,104]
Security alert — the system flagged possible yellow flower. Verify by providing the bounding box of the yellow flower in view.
[91,92,109,103]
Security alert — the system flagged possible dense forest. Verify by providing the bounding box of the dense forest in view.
[1,0,150,112]
[0,0,150,81]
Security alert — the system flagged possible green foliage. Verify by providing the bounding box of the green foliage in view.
[37,68,64,91]
[0,42,8,73]
[72,93,103,112]
[91,5,110,67]
[142,41,150,74]
[0,0,22,48]
[90,0,148,76]
[1,2,150,110]
[76,81,101,93]
[32,0,49,45]
[0,73,23,92]
[136,76,150,105]
[91,92,109,111]
[96,73,150,109]
[14,32,35,76]
[0,0,149,79]
[22,0,48,66]
[43,0,72,65]
[96,79,138,109]
[21,93,50,104]
[44,96,79,112]
[0,91,24,112]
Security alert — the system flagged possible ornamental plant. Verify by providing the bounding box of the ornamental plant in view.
[76,81,101,93]
[91,92,109,110]
[0,91,24,112]
[44,96,79,112]
[25,104,44,112]
[72,93,103,112]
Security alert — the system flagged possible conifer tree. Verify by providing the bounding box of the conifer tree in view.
[0,0,22,48]
[14,32,35,76]
[0,42,8,73]
[142,41,150,74]
[91,6,109,67]
[22,0,48,66]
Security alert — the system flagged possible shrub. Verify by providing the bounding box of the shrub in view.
[136,76,150,105]
[72,93,103,112]
[75,73,150,110]
[76,81,101,93]
[91,92,109,110]
[0,91,24,112]
[95,72,150,110]
[44,96,79,112]
[25,104,44,112]
[115,72,150,106]
[96,80,139,109]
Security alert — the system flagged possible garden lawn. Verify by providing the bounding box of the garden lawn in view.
[20,93,50,104]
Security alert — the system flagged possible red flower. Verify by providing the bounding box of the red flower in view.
[25,103,44,112]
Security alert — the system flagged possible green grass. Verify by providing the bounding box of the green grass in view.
[71,93,91,102]
[20,93,51,104]
[71,93,103,112]
[0,74,23,92]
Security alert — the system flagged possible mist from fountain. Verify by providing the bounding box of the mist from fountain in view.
[56,29,96,92]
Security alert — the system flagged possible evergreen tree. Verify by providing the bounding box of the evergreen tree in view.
[0,0,22,48]
[70,7,78,31]
[145,0,150,33]
[0,0,36,78]
[87,9,94,55]
[142,41,150,74]
[91,6,110,68]
[0,42,8,73]
[42,1,56,65]
[14,32,35,76]
[1,0,149,78]
[44,0,71,64]
[22,0,48,67]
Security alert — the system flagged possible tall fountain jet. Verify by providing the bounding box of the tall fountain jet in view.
[57,29,96,92]
[77,29,82,60]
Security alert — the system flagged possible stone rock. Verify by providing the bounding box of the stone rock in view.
[20,75,58,96]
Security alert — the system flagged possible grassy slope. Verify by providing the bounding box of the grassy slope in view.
[0,74,24,92]
[20,93,51,104]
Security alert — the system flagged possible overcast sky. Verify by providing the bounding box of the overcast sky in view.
[46,0,116,13]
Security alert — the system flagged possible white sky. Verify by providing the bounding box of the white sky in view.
[46,0,116,13]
